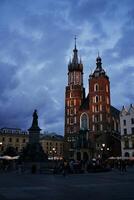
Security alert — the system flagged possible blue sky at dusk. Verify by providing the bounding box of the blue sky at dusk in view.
[0,0,134,134]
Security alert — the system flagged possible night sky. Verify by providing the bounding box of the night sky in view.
[0,0,134,134]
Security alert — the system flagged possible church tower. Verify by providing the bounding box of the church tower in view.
[88,55,111,153]
[64,38,85,142]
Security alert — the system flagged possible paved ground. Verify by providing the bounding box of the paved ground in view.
[0,168,134,200]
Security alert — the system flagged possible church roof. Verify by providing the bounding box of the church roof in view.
[110,105,120,118]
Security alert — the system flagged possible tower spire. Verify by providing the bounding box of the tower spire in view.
[96,52,102,69]
[74,35,77,49]
[72,35,78,64]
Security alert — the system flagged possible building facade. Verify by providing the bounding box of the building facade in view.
[120,104,134,157]
[0,128,64,159]
[64,41,121,160]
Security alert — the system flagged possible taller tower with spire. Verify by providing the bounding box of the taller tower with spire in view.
[64,38,85,150]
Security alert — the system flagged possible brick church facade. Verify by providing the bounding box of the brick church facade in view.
[64,41,121,160]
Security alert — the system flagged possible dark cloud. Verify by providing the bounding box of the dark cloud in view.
[0,0,133,134]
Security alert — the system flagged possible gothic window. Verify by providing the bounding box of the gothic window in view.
[95,105,99,112]
[96,124,100,131]
[123,120,126,126]
[70,117,74,124]
[70,108,74,115]
[67,109,69,115]
[67,118,69,124]
[94,83,99,91]
[80,113,88,130]
[100,114,102,121]
[70,100,74,106]
[95,96,99,103]
[95,115,99,122]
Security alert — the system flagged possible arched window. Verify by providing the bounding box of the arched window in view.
[94,83,99,91]
[106,85,108,92]
[95,96,99,103]
[80,113,88,130]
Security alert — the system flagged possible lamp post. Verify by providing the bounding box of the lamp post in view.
[52,147,56,161]
[101,143,110,161]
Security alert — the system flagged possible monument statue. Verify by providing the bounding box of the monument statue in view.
[32,109,38,128]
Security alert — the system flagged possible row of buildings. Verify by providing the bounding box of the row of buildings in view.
[0,127,64,160]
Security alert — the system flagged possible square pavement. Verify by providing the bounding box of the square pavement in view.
[0,168,134,200]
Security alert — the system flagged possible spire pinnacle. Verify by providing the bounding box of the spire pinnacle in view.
[74,35,77,49]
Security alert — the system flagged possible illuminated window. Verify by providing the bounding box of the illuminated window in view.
[94,83,99,91]
[106,85,108,92]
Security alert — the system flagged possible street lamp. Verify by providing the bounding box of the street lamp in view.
[102,143,105,148]
[101,143,110,161]
[52,147,56,161]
